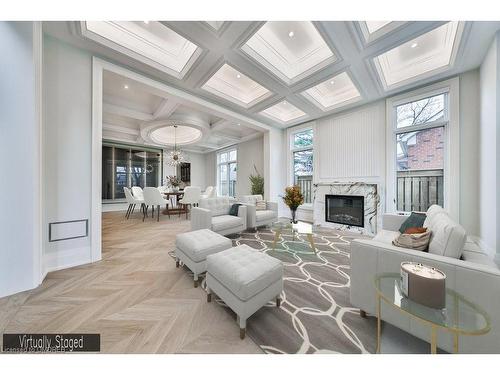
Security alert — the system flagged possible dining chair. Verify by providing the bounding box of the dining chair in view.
[178,186,201,219]
[131,186,144,200]
[123,187,144,219]
[201,186,216,199]
[143,187,169,222]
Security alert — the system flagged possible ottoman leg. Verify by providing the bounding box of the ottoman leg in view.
[193,274,198,288]
[207,287,212,302]
[276,297,281,308]
[175,258,180,268]
[238,316,247,340]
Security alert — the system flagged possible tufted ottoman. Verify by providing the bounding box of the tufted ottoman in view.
[206,244,283,339]
[175,229,232,287]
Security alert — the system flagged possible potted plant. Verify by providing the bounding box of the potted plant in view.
[249,165,264,196]
[166,175,181,192]
[281,185,304,224]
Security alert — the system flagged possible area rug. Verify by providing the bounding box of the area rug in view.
[171,226,377,354]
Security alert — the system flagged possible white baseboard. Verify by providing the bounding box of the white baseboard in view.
[43,246,93,275]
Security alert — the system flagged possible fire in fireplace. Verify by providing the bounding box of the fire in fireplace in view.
[325,194,364,227]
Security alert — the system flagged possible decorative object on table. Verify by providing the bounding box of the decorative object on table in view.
[249,165,264,196]
[166,175,181,192]
[281,185,304,224]
[255,200,267,211]
[229,203,242,216]
[400,262,446,309]
[166,125,187,166]
[392,229,432,251]
[398,212,427,233]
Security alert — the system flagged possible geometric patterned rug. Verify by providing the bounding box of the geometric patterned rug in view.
[231,226,377,354]
[172,225,377,354]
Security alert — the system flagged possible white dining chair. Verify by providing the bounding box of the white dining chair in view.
[131,186,144,200]
[201,186,216,199]
[178,186,201,219]
[123,187,144,219]
[143,187,169,222]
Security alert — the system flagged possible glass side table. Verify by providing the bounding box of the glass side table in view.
[270,219,317,255]
[374,273,491,354]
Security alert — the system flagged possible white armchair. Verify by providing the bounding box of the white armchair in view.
[239,194,278,230]
[191,197,247,236]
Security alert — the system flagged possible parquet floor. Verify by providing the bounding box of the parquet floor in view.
[0,211,262,353]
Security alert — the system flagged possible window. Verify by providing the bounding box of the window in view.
[392,92,447,212]
[102,143,163,201]
[217,148,237,197]
[291,129,313,204]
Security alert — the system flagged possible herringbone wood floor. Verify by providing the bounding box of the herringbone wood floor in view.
[0,211,262,353]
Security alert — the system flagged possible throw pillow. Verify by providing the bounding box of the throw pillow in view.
[229,203,242,216]
[399,212,426,233]
[404,227,427,234]
[392,230,432,251]
[255,200,267,211]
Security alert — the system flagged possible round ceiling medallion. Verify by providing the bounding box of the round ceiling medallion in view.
[150,125,203,146]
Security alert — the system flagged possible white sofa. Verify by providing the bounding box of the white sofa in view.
[350,205,500,353]
[239,194,278,230]
[191,197,247,236]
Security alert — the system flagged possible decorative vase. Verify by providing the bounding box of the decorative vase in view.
[290,209,297,224]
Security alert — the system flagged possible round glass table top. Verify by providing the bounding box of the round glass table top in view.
[270,218,314,235]
[374,273,490,335]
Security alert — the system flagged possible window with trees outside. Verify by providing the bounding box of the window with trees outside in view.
[217,148,237,197]
[393,93,447,212]
[291,129,313,204]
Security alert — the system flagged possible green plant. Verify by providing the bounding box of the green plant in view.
[249,165,264,196]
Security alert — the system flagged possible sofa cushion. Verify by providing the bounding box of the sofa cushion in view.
[240,195,263,205]
[462,250,498,268]
[372,229,400,244]
[428,214,466,259]
[176,229,232,262]
[211,215,243,232]
[255,209,277,222]
[199,197,235,216]
[423,204,446,228]
[206,244,283,301]
[392,230,431,251]
[255,200,267,211]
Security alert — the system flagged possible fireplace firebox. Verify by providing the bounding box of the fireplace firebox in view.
[325,194,364,227]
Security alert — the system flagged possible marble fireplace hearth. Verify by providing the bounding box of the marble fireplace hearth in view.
[313,182,382,235]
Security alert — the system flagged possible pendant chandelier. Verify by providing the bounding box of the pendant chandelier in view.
[167,125,186,166]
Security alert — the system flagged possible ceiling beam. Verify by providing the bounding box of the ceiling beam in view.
[153,99,179,119]
[103,123,140,136]
[103,102,154,122]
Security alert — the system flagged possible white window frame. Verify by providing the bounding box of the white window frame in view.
[288,125,314,207]
[385,77,460,219]
[216,147,237,197]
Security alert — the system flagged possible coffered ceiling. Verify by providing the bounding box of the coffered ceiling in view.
[44,20,500,131]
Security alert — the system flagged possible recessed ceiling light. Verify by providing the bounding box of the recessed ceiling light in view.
[283,100,287,105]
[236,74,241,78]
[236,123,241,126]
[143,21,149,24]
[123,84,129,89]
[411,42,418,48]
[288,31,294,38]
[330,80,335,85]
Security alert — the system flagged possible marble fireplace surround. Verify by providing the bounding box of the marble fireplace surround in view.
[313,182,381,235]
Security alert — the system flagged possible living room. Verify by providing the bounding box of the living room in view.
[1,0,500,373]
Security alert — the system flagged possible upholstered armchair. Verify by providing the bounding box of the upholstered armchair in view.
[191,197,247,236]
[239,194,278,230]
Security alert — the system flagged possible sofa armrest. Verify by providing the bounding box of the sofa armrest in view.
[191,207,212,231]
[237,205,247,229]
[382,213,409,231]
[266,201,278,214]
[239,203,256,228]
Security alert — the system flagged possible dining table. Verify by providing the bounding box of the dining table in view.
[161,191,188,217]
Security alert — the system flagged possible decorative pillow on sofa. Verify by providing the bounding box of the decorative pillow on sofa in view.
[255,200,267,211]
[229,203,242,216]
[404,227,427,234]
[392,230,432,251]
[398,212,426,233]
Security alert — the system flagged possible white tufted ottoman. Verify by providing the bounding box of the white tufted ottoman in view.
[175,229,232,287]
[206,244,283,339]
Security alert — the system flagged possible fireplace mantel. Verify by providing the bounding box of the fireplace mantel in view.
[313,182,382,235]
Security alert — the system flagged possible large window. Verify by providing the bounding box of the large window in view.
[217,149,237,197]
[291,129,313,204]
[392,92,447,212]
[102,143,163,201]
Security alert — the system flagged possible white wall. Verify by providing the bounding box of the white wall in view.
[264,128,287,216]
[479,33,500,256]
[0,22,42,297]
[43,35,93,273]
[184,151,207,189]
[236,136,264,197]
